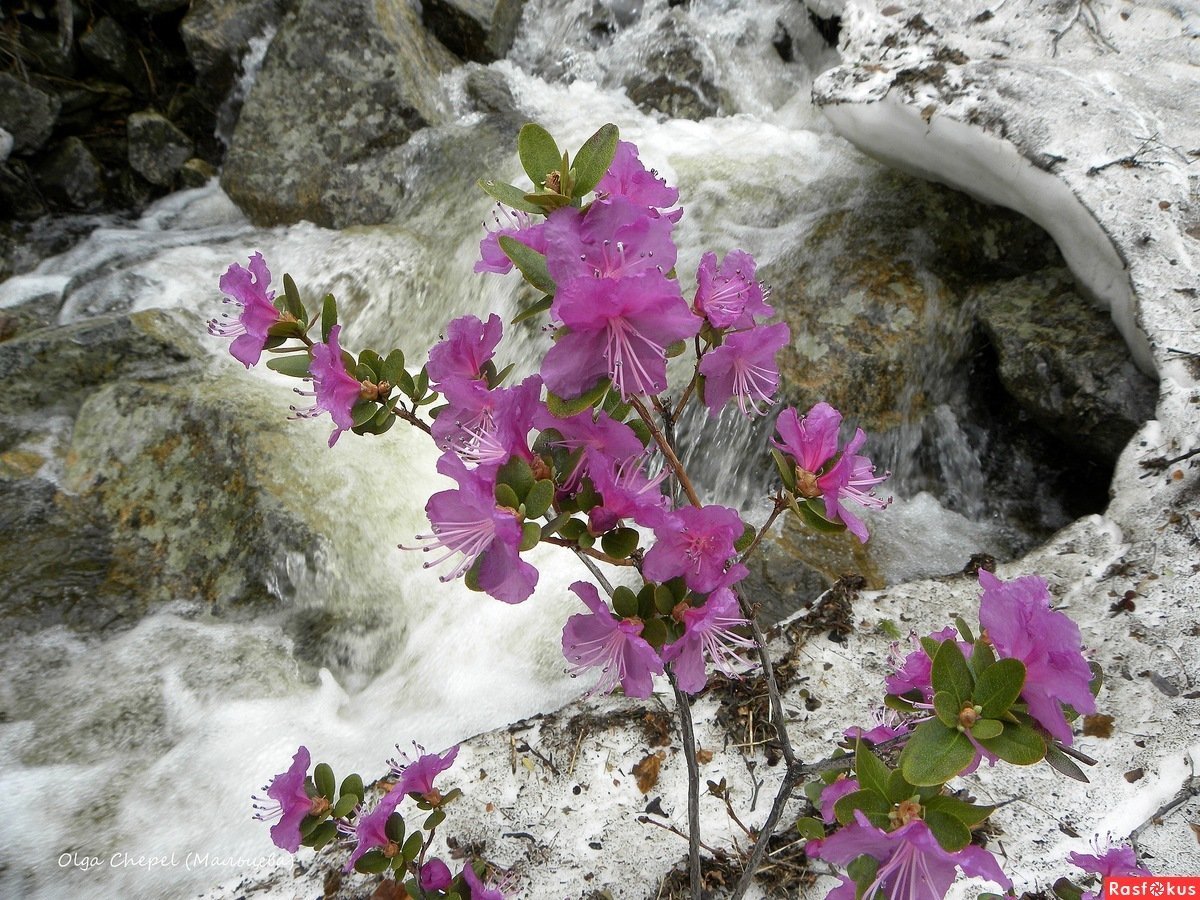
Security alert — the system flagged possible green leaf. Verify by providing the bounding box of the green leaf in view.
[884,692,921,713]
[331,794,358,818]
[519,521,541,552]
[540,512,571,537]
[402,830,424,863]
[665,339,687,358]
[423,808,446,830]
[854,741,892,799]
[846,853,880,891]
[498,456,535,500]
[307,820,338,850]
[314,763,335,799]
[654,585,677,615]
[601,527,639,559]
[791,497,846,534]
[833,789,891,828]
[265,354,312,378]
[970,640,997,675]
[970,718,1004,740]
[477,177,543,213]
[953,616,975,643]
[612,586,638,619]
[919,636,941,660]
[733,523,757,553]
[320,294,337,343]
[559,518,587,541]
[339,773,364,802]
[545,379,610,418]
[266,319,306,339]
[931,639,974,706]
[641,617,668,648]
[1053,877,1087,900]
[385,811,406,843]
[1044,743,1091,783]
[932,690,961,728]
[924,809,972,852]
[495,483,521,511]
[351,401,377,428]
[355,849,391,874]
[518,123,563,187]
[498,235,556,295]
[512,295,554,325]
[282,273,307,322]
[524,479,555,519]
[898,721,976,786]
[923,794,997,827]
[976,721,1046,766]
[628,418,652,446]
[884,769,916,804]
[523,190,571,211]
[414,367,430,399]
[358,349,382,378]
[571,123,619,198]
[381,349,406,386]
[794,816,825,840]
[771,448,797,491]
[973,657,1026,718]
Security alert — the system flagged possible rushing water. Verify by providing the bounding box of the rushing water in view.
[0,2,1070,897]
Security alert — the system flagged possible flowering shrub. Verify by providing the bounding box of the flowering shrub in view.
[215,123,1146,899]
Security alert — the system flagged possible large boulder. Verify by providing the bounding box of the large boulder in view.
[0,72,60,154]
[420,0,527,62]
[221,0,459,227]
[180,0,290,108]
[127,109,195,187]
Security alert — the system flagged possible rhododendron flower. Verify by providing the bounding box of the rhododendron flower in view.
[1069,843,1151,900]
[460,861,513,900]
[345,785,404,872]
[807,810,1011,900]
[562,581,664,698]
[534,406,646,491]
[291,324,364,447]
[884,626,959,700]
[642,504,744,593]
[420,858,453,892]
[210,252,283,367]
[435,376,542,468]
[698,321,790,416]
[818,776,860,824]
[586,453,671,533]
[692,249,773,330]
[389,743,460,800]
[427,313,503,386]
[660,587,756,693]
[414,453,538,603]
[545,197,677,283]
[252,746,317,853]
[772,403,890,542]
[596,140,680,214]
[978,570,1096,744]
[844,709,911,746]
[543,274,699,400]
[475,204,547,275]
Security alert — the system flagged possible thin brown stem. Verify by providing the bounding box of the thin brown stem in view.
[541,537,637,566]
[671,677,703,900]
[392,405,433,435]
[630,396,702,508]
[729,763,803,900]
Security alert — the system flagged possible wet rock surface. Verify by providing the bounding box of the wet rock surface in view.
[421,0,528,62]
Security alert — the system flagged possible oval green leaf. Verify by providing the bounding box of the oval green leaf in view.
[898,720,976,786]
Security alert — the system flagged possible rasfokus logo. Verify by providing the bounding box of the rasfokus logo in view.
[1107,877,1200,897]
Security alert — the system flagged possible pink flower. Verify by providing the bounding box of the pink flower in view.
[460,861,513,900]
[642,504,744,593]
[807,811,1011,900]
[660,587,756,693]
[414,453,538,603]
[772,403,890,543]
[291,324,364,447]
[389,743,460,800]
[1069,843,1151,900]
[978,570,1096,745]
[595,140,680,213]
[252,746,316,853]
[544,197,677,283]
[427,313,503,387]
[586,453,671,533]
[542,274,700,400]
[562,581,664,698]
[884,626,960,700]
[692,250,773,330]
[698,322,790,417]
[209,252,283,368]
[345,785,404,872]
[475,204,547,275]
[420,858,453,892]
[818,777,860,825]
[435,376,542,469]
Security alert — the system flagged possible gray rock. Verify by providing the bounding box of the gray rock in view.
[221,0,458,227]
[977,270,1157,464]
[109,0,192,14]
[33,137,106,210]
[127,110,195,187]
[78,17,144,90]
[624,13,721,120]
[420,0,527,62]
[180,0,289,103]
[0,72,61,155]
[0,127,12,163]
[178,156,218,188]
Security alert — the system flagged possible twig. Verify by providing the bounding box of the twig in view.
[1130,769,1200,854]
[728,759,804,900]
[541,536,637,566]
[630,396,703,508]
[731,586,796,769]
[671,676,703,900]
[570,547,616,597]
